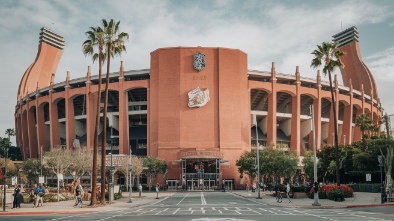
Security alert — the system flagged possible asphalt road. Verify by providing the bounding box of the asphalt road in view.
[1,192,393,221]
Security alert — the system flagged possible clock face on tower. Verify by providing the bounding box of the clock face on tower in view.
[193,52,206,71]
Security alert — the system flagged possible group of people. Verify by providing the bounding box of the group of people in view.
[32,184,45,208]
[12,183,45,209]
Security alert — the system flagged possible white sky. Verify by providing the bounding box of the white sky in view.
[1,0,394,145]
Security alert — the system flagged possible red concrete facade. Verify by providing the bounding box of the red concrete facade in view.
[14,28,382,189]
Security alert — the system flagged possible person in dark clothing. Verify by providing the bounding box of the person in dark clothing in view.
[12,184,21,209]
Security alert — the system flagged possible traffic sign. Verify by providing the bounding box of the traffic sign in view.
[12,176,17,185]
[128,165,133,171]
[106,166,116,170]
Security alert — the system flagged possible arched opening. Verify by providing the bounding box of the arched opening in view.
[127,88,148,156]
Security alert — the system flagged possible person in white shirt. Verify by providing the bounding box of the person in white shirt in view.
[286,183,291,203]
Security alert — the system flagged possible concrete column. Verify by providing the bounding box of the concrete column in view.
[22,111,28,159]
[15,113,21,148]
[342,105,353,145]
[65,73,76,149]
[49,97,61,148]
[36,102,47,152]
[118,89,129,154]
[27,105,38,158]
[290,66,301,156]
[118,61,130,154]
[267,62,277,145]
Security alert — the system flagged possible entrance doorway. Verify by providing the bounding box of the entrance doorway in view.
[223,179,234,190]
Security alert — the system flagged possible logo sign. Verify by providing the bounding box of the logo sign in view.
[187,87,210,108]
[12,176,18,185]
[366,173,371,182]
[193,52,206,71]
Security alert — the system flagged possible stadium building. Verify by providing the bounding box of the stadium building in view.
[15,26,382,189]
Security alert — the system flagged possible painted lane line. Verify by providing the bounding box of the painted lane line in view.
[173,208,180,214]
[176,193,189,205]
[201,192,207,205]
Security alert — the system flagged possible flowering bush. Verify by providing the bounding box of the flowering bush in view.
[326,188,344,201]
[307,184,353,201]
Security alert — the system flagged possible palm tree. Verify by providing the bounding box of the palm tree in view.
[311,41,345,186]
[100,19,129,204]
[355,113,373,138]
[82,26,105,206]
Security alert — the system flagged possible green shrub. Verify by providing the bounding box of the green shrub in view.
[326,188,345,201]
[292,186,305,192]
[114,189,122,200]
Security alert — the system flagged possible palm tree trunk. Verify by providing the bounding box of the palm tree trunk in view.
[101,43,112,205]
[328,70,340,186]
[90,47,103,206]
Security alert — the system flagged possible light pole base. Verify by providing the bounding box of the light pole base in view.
[312,193,321,206]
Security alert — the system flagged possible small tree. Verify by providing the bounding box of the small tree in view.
[260,146,298,184]
[69,148,96,181]
[43,147,74,181]
[21,158,49,186]
[236,151,257,185]
[144,156,167,191]
[302,151,314,182]
[119,156,144,190]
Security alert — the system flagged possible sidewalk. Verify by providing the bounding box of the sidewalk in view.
[230,190,394,209]
[0,191,173,216]
[1,190,393,216]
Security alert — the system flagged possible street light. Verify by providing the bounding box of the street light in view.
[378,155,385,204]
[310,105,320,206]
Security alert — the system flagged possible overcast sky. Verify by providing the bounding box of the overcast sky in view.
[1,0,394,145]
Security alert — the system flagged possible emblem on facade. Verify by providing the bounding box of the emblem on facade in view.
[193,52,206,71]
[188,87,210,108]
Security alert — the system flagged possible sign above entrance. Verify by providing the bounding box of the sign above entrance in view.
[179,150,222,159]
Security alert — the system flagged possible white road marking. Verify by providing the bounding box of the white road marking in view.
[201,192,207,205]
[173,208,180,214]
[176,193,189,205]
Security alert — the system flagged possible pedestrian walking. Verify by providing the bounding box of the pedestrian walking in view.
[286,182,291,203]
[32,184,38,208]
[12,184,21,209]
[35,184,45,207]
[74,179,83,207]
[138,184,142,197]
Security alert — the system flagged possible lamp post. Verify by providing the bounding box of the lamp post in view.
[310,105,320,206]
[128,151,132,203]
[254,114,261,199]
[378,155,384,204]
